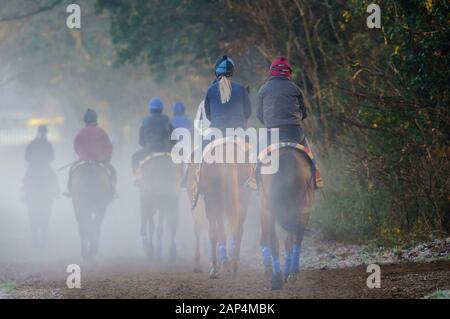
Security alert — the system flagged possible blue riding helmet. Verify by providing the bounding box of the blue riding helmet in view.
[148,97,164,113]
[214,55,235,77]
[172,101,185,115]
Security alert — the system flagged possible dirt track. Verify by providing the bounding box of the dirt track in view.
[3,259,449,299]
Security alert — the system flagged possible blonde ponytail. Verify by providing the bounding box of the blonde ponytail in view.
[219,76,232,104]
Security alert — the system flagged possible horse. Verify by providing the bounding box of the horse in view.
[197,139,251,279]
[138,153,181,262]
[23,164,59,247]
[259,147,315,290]
[70,161,113,260]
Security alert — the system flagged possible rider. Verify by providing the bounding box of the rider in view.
[171,101,193,136]
[131,97,174,174]
[23,125,59,197]
[25,125,55,165]
[256,56,307,144]
[204,55,252,135]
[68,109,116,195]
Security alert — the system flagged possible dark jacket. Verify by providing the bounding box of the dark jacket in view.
[139,112,174,151]
[204,81,251,132]
[25,137,54,165]
[256,76,306,128]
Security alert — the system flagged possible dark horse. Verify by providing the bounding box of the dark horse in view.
[23,164,59,247]
[259,147,315,290]
[199,139,251,279]
[139,154,180,261]
[70,161,113,260]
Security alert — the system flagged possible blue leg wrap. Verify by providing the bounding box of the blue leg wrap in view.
[218,243,227,263]
[229,239,235,258]
[284,253,292,277]
[272,257,281,275]
[291,244,301,273]
[262,246,271,267]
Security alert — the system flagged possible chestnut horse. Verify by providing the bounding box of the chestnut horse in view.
[197,140,251,279]
[259,147,315,290]
[70,161,113,260]
[139,154,180,261]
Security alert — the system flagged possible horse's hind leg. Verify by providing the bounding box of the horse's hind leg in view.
[90,207,106,257]
[74,206,90,260]
[284,234,294,282]
[287,228,305,282]
[230,221,243,279]
[166,200,179,263]
[193,225,202,273]
[155,211,164,261]
[140,196,155,260]
[260,206,273,277]
[268,222,282,290]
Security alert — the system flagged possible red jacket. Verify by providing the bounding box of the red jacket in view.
[74,124,113,162]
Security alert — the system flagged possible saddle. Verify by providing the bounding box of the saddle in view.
[71,160,110,176]
[189,137,251,210]
[255,138,324,189]
[134,152,172,185]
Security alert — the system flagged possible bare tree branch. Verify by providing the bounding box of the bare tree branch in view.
[0,0,63,23]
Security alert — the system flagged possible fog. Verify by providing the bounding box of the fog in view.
[0,110,262,274]
[0,0,263,281]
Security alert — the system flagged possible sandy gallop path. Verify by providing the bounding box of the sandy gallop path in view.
[2,258,449,299]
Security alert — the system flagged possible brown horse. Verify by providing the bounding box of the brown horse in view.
[259,147,315,290]
[198,140,251,279]
[70,161,113,260]
[138,154,180,261]
[23,164,59,247]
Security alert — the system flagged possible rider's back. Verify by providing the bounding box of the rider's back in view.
[25,137,54,166]
[139,113,173,152]
[204,81,251,132]
[74,124,112,162]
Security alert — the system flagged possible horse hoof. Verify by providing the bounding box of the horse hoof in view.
[271,272,283,290]
[209,267,220,279]
[287,273,298,283]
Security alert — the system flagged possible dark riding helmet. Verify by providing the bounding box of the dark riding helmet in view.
[83,108,98,124]
[214,55,235,78]
[37,125,48,136]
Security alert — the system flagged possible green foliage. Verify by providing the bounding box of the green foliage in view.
[0,282,16,293]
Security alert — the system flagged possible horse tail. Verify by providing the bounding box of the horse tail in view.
[270,149,304,234]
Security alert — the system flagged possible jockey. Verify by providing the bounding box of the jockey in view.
[171,101,193,141]
[256,56,307,145]
[171,101,193,132]
[23,125,59,198]
[204,55,251,135]
[69,109,116,195]
[245,57,308,190]
[131,97,174,174]
[25,125,54,166]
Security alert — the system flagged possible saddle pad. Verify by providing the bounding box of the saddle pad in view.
[139,152,172,168]
[190,137,251,210]
[257,140,324,189]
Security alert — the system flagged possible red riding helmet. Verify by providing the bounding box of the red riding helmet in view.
[270,56,292,78]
